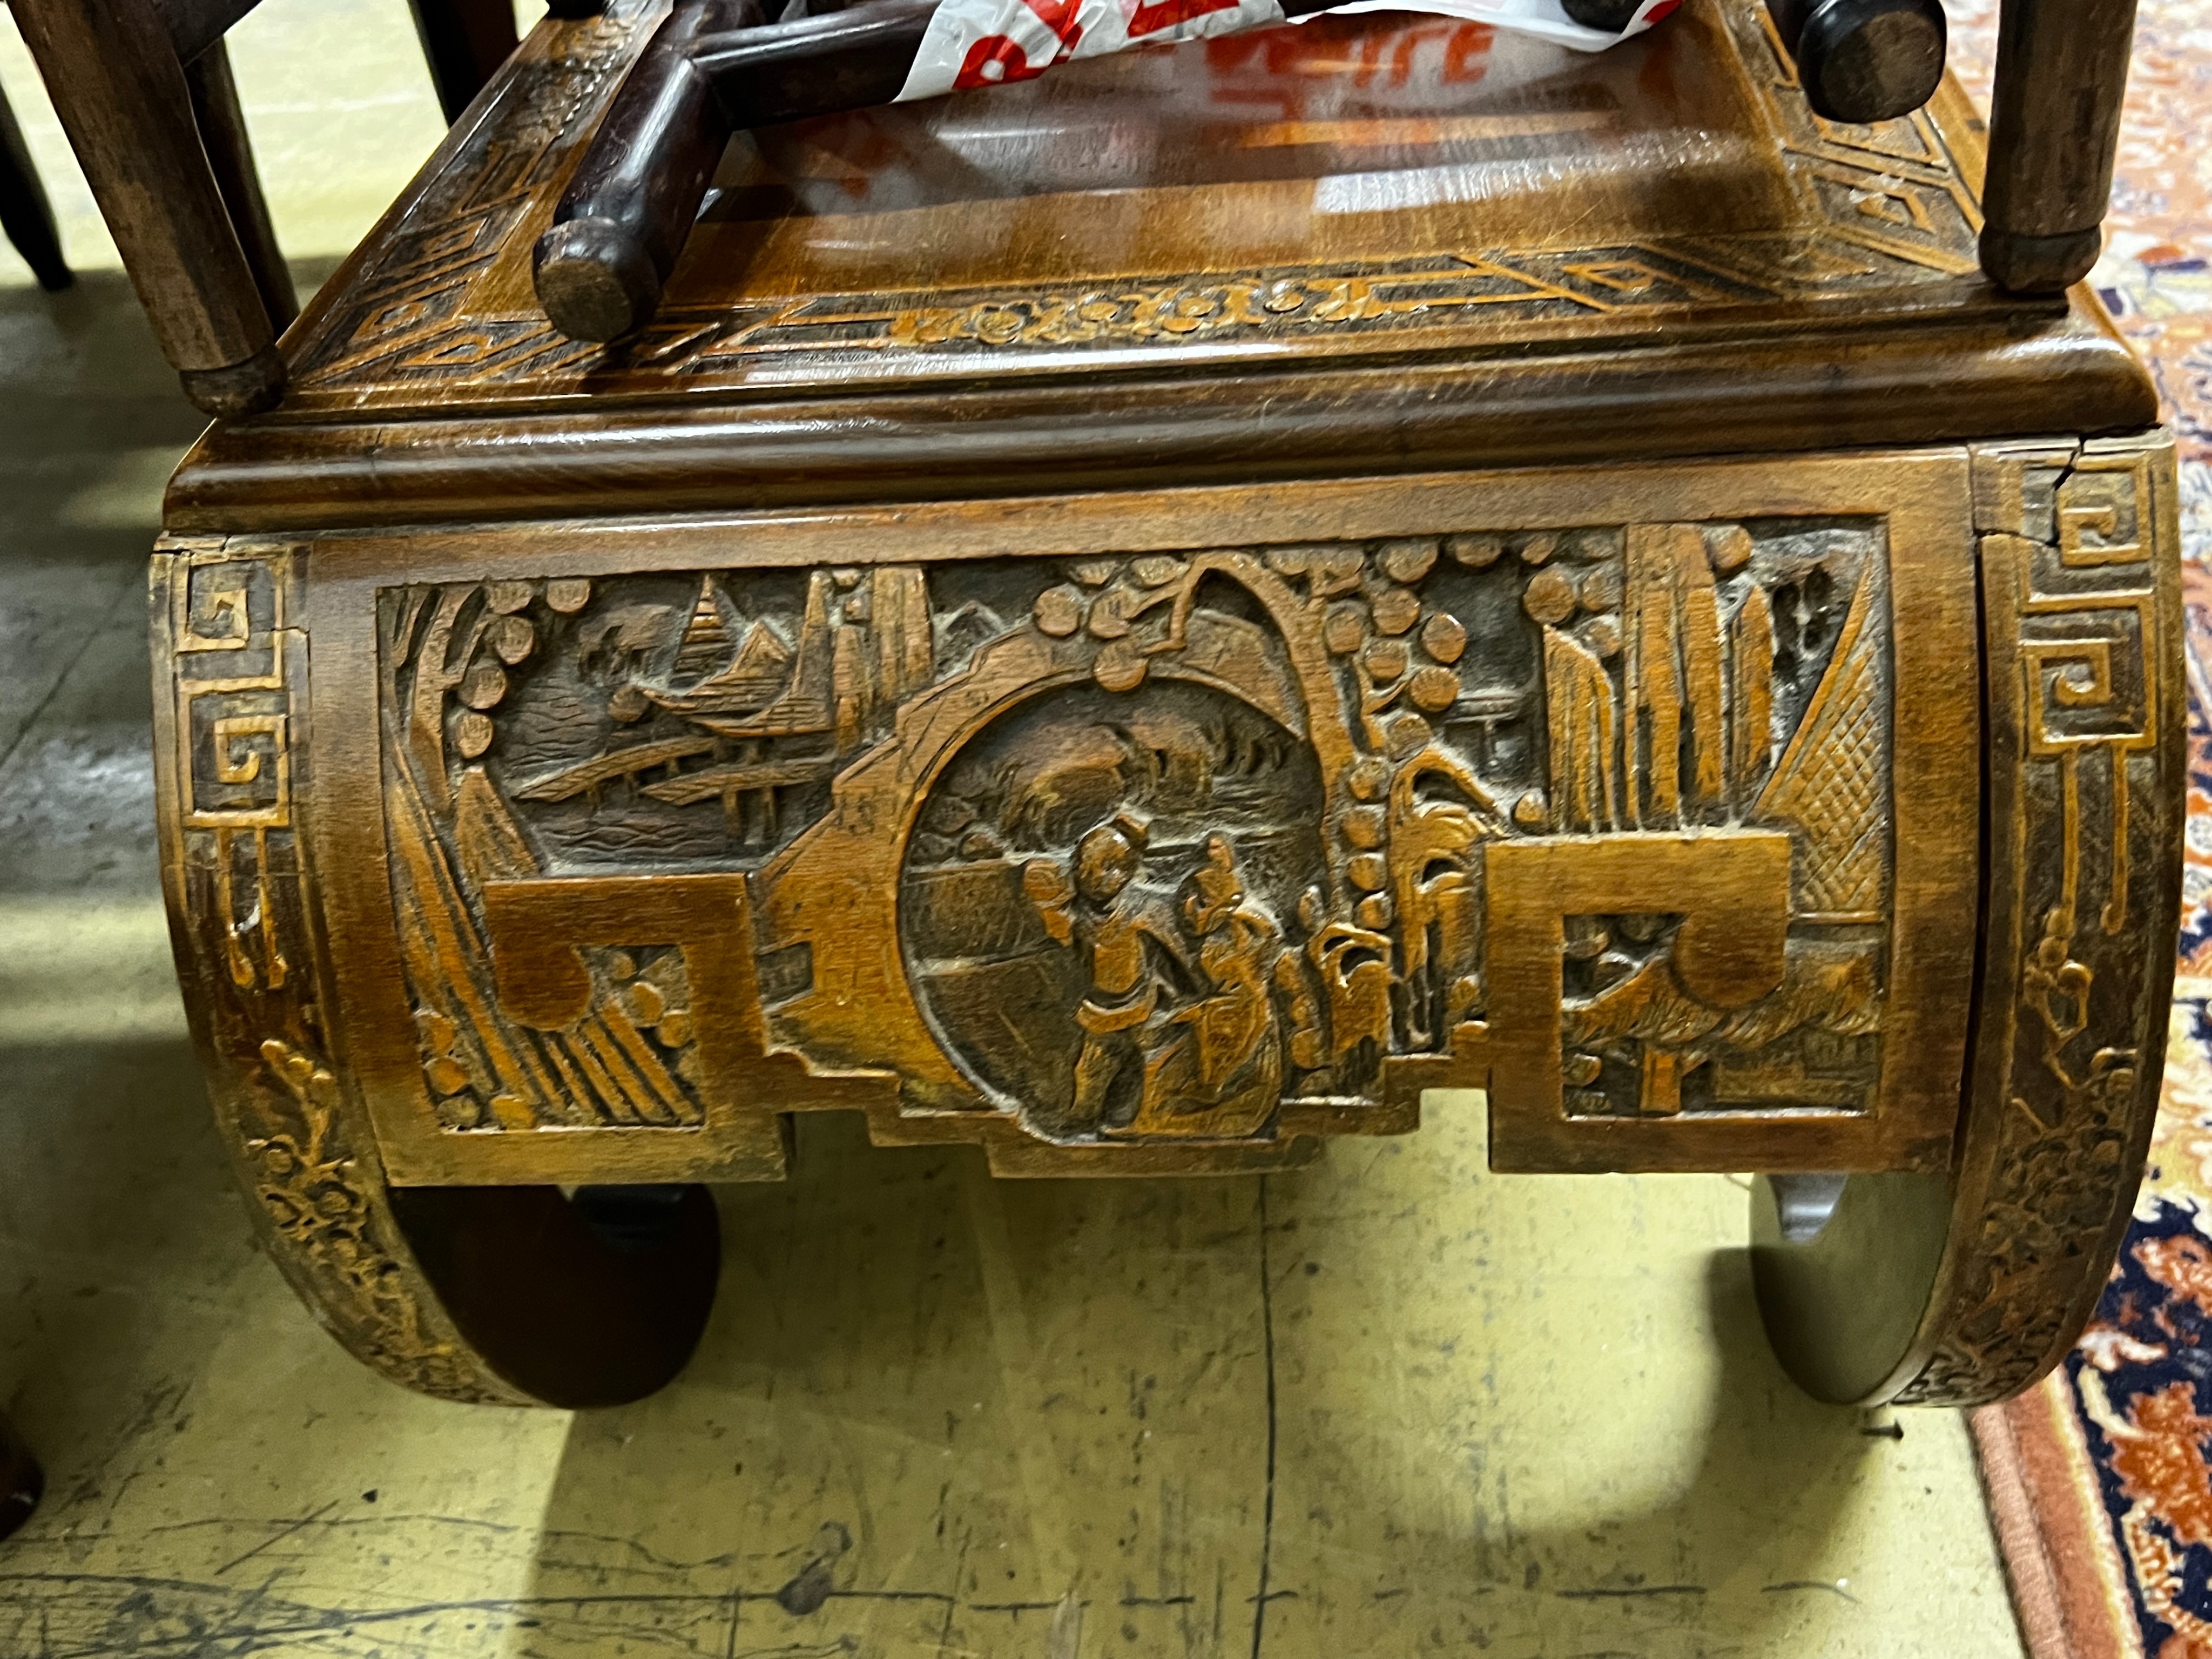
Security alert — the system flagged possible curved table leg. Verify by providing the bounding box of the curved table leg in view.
[1756,431,2184,1406]
[156,543,723,1408]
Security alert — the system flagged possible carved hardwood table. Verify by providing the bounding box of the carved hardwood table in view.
[154,0,2181,1410]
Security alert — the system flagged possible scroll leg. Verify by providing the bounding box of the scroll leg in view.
[1979,0,2140,292]
[1755,433,2183,1405]
[156,547,722,1407]
[180,903,724,1407]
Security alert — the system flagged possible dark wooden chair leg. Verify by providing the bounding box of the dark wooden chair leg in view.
[1759,0,1946,125]
[408,0,523,124]
[10,0,284,415]
[0,1412,42,1543]
[0,82,71,291]
[533,0,753,342]
[183,42,298,331]
[1979,0,2140,292]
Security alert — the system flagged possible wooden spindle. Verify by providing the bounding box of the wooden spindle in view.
[533,0,764,344]
[11,0,284,414]
[183,41,298,332]
[1979,0,2139,292]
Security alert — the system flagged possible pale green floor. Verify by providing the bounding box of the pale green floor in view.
[0,6,2026,1656]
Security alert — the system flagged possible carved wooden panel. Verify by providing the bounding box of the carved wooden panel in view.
[301,455,1975,1181]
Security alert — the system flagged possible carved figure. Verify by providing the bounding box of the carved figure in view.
[369,514,1916,1151]
[1130,835,1286,1138]
[1023,812,1191,1135]
[1296,886,1393,1087]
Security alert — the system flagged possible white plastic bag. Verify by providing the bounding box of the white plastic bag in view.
[895,0,1676,102]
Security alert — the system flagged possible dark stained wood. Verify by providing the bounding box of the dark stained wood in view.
[0,1412,39,1542]
[179,0,2155,527]
[535,0,766,344]
[1765,0,1946,124]
[541,0,1394,342]
[534,0,2139,315]
[1980,0,2141,291]
[691,0,969,124]
[407,0,523,124]
[183,41,298,332]
[10,0,278,398]
[0,82,70,292]
[1562,0,1647,28]
[177,347,285,416]
[535,0,1938,339]
[390,1183,721,1406]
[153,0,260,64]
[12,0,576,414]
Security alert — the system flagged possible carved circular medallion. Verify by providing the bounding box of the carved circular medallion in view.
[898,680,1326,1141]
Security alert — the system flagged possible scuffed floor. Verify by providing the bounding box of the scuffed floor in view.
[0,2,2025,1655]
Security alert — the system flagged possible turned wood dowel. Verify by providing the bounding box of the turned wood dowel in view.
[1980,0,2139,292]
[691,0,939,130]
[696,0,1341,134]
[534,0,766,343]
[1761,0,1945,124]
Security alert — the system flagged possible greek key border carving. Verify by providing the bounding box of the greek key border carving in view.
[157,541,529,1404]
[1890,436,2183,1406]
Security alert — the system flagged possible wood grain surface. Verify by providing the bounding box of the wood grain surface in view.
[143,0,2182,1412]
